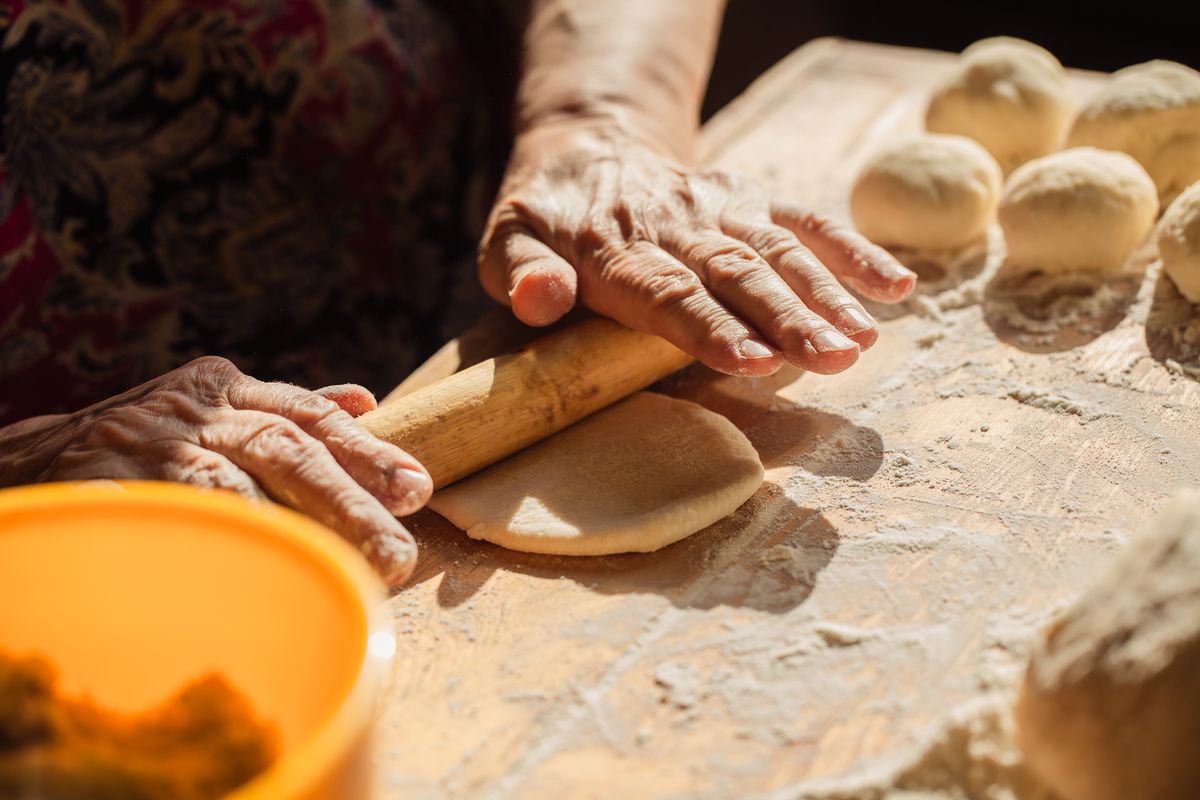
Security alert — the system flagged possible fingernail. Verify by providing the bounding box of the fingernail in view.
[839,307,875,335]
[392,466,432,501]
[739,339,775,360]
[811,329,858,353]
[398,466,430,484]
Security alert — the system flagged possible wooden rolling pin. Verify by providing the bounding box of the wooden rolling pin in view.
[357,317,694,489]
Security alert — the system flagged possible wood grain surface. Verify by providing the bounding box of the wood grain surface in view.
[374,39,1200,798]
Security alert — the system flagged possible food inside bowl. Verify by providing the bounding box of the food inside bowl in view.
[0,651,278,799]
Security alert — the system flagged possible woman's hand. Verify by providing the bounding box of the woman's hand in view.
[479,121,916,376]
[0,357,429,586]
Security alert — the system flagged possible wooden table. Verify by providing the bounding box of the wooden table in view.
[375,39,1200,798]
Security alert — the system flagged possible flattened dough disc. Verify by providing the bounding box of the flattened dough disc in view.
[427,392,764,556]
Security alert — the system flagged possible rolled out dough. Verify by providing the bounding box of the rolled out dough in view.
[427,392,764,556]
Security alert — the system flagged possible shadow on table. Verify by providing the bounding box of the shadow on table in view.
[406,495,838,614]
[656,364,885,479]
[402,377,883,614]
[1145,270,1200,381]
[981,261,1142,354]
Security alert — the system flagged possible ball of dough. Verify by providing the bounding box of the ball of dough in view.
[1068,60,1200,207]
[926,37,1074,173]
[1157,180,1200,303]
[850,134,1002,251]
[998,147,1158,273]
[1015,489,1200,800]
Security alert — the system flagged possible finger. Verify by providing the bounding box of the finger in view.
[772,203,917,303]
[479,225,578,327]
[315,384,377,418]
[157,442,268,501]
[227,380,431,517]
[663,228,862,374]
[202,411,418,586]
[579,240,782,377]
[726,221,880,352]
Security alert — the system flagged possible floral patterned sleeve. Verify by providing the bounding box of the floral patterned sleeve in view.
[0,0,519,425]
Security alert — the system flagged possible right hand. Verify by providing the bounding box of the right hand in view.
[4,357,429,586]
[478,121,918,377]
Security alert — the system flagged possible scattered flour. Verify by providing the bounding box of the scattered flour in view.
[653,662,701,710]
[1004,386,1107,423]
[760,694,1054,800]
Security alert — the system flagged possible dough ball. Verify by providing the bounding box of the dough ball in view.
[1157,180,1200,303]
[427,392,764,556]
[1068,60,1200,207]
[1015,489,1200,800]
[850,134,1002,251]
[998,147,1158,273]
[926,37,1074,173]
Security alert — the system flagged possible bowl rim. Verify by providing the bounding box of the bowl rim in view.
[0,480,393,799]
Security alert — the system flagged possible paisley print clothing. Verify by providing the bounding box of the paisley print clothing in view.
[0,0,520,424]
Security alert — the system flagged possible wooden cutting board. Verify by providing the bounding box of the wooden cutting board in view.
[374,38,1200,798]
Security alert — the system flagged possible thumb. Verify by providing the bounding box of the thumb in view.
[480,228,578,327]
[315,384,378,418]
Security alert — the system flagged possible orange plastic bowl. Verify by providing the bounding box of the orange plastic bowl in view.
[0,480,395,799]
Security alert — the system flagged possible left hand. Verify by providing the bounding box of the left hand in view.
[479,120,916,376]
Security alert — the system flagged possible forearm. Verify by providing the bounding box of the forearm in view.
[0,414,71,487]
[515,0,726,162]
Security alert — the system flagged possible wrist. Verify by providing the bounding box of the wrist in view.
[514,81,699,164]
[513,102,696,166]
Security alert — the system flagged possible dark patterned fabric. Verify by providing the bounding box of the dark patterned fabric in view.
[0,0,520,425]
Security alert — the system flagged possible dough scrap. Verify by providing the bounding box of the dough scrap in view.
[850,133,1002,251]
[1157,180,1200,303]
[999,146,1158,274]
[428,392,764,556]
[926,37,1074,173]
[1015,489,1200,800]
[1068,60,1200,207]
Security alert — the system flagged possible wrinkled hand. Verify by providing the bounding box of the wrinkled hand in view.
[480,121,916,375]
[33,357,430,586]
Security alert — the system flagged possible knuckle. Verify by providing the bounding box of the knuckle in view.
[278,389,339,424]
[142,388,204,422]
[704,251,762,293]
[170,449,240,489]
[774,307,824,340]
[482,203,526,242]
[242,418,309,461]
[639,267,704,313]
[810,280,852,309]
[479,210,532,276]
[334,490,390,532]
[777,203,826,234]
[177,355,244,402]
[778,243,823,274]
[321,414,375,454]
[697,308,745,344]
[184,355,238,379]
[746,227,799,260]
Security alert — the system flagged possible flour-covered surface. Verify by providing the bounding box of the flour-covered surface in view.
[375,40,1200,799]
